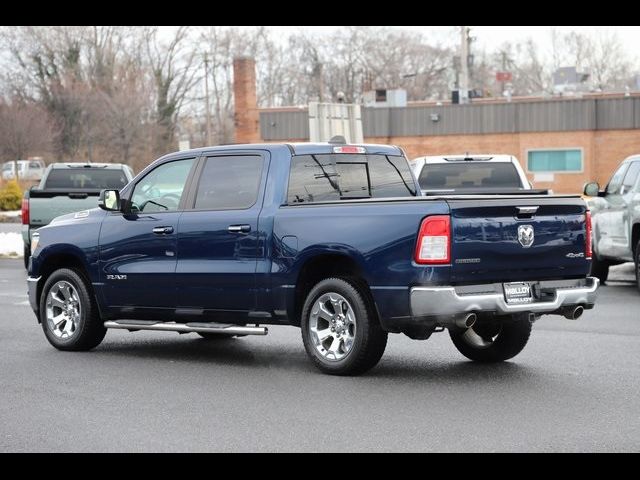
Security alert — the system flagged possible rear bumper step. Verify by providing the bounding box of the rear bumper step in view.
[104,320,268,336]
[410,277,599,324]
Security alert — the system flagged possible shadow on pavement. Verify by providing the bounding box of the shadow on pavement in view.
[89,334,537,384]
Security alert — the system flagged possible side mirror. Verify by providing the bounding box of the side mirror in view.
[99,189,121,211]
[583,182,600,197]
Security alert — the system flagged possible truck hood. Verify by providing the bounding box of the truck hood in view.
[49,207,106,226]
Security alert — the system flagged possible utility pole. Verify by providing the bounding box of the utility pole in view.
[501,50,508,96]
[313,61,324,103]
[203,52,212,146]
[459,26,470,104]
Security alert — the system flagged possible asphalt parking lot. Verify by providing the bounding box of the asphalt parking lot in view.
[0,258,638,452]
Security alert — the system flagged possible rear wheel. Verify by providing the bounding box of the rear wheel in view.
[449,315,532,363]
[40,268,106,351]
[23,245,30,270]
[301,277,387,376]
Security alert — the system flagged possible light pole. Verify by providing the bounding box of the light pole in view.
[459,26,470,104]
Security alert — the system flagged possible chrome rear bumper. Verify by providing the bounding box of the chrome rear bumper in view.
[410,277,599,321]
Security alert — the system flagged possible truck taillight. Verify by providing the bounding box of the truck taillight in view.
[415,215,451,264]
[21,198,29,225]
[585,210,592,260]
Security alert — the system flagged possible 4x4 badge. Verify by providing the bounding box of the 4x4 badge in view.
[517,225,534,248]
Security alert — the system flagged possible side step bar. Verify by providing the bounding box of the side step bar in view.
[104,320,268,336]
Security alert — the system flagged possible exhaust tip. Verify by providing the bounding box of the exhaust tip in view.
[465,313,477,328]
[452,312,478,329]
[564,306,584,320]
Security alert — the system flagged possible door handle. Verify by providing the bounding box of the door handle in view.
[228,224,251,234]
[152,226,174,235]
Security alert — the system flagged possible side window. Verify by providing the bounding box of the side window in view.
[621,162,640,194]
[606,164,629,195]
[130,158,194,213]
[194,155,264,210]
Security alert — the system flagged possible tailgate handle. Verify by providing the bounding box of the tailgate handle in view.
[68,193,89,199]
[516,206,539,218]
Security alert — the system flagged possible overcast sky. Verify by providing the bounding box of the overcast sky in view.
[207,26,640,62]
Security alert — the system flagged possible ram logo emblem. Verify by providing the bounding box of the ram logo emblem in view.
[517,225,534,248]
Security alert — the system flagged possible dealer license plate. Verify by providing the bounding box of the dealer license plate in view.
[503,282,533,305]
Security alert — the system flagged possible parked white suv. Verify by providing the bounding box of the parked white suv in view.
[410,154,532,195]
[2,159,46,181]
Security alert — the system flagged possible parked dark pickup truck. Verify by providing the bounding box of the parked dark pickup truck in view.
[27,142,599,375]
[22,162,134,268]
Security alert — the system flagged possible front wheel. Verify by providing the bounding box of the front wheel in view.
[301,277,387,376]
[449,315,532,363]
[40,268,106,351]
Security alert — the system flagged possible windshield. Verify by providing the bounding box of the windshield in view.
[418,162,522,191]
[44,168,129,190]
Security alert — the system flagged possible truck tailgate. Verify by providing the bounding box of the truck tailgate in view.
[447,196,590,283]
[28,190,101,227]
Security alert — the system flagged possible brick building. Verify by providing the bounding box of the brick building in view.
[233,60,640,194]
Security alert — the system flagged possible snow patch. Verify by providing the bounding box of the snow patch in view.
[0,233,24,257]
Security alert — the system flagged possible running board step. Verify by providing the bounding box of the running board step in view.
[104,320,268,336]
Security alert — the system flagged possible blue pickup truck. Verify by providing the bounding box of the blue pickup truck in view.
[27,142,599,375]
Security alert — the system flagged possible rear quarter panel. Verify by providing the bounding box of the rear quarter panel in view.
[271,200,450,325]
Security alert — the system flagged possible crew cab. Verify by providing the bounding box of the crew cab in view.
[22,162,134,268]
[27,142,599,375]
[411,154,535,195]
[584,154,640,289]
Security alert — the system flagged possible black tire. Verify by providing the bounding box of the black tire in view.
[300,277,387,376]
[590,250,609,284]
[23,245,30,270]
[635,241,640,294]
[197,332,245,340]
[449,316,532,363]
[40,268,106,351]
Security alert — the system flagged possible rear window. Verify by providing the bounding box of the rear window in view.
[418,162,522,191]
[44,168,129,189]
[287,154,417,203]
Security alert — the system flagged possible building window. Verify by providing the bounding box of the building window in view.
[527,149,583,173]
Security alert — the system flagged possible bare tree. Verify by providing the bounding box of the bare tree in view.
[0,99,54,162]
[142,26,199,153]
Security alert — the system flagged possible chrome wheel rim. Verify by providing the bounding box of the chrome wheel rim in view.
[461,323,502,349]
[46,281,81,339]
[309,292,356,361]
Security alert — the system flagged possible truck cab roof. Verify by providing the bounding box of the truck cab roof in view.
[159,142,403,160]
